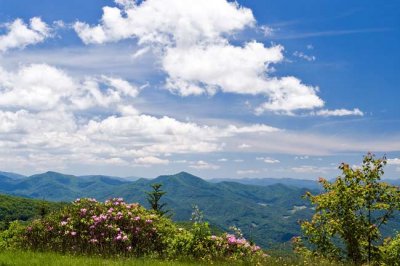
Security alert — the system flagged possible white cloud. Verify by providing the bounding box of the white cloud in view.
[0,63,285,171]
[163,42,284,95]
[293,51,316,62]
[291,165,328,174]
[260,25,274,36]
[0,64,140,112]
[189,160,219,170]
[0,17,52,52]
[73,0,330,114]
[256,156,280,164]
[134,156,169,166]
[255,77,324,115]
[387,158,400,165]
[314,108,364,117]
[264,158,280,164]
[295,155,309,160]
[238,143,251,149]
[74,0,255,46]
[237,169,260,175]
[218,158,228,162]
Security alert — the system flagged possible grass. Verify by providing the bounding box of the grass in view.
[0,250,353,266]
[0,251,204,266]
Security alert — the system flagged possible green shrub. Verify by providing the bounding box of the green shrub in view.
[0,221,25,250]
[12,198,266,264]
[381,233,400,266]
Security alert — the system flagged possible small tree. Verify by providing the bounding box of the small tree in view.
[296,153,400,265]
[146,183,170,216]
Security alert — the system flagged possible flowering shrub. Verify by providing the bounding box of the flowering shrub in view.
[22,198,175,257]
[17,198,267,263]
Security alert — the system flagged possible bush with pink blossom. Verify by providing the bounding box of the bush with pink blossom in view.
[14,198,267,263]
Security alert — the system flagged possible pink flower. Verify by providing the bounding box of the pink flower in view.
[251,245,261,252]
[145,219,153,224]
[127,246,132,251]
[26,226,32,232]
[227,234,237,245]
[90,238,98,244]
[115,234,122,241]
[60,221,67,226]
[134,216,140,221]
[211,235,217,240]
[71,231,77,236]
[122,235,128,241]
[236,238,246,245]
[80,208,87,216]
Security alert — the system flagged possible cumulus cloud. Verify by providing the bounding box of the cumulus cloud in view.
[0,63,281,170]
[313,108,364,117]
[73,0,329,114]
[134,156,169,166]
[189,160,220,170]
[74,0,254,46]
[0,17,52,52]
[0,64,139,111]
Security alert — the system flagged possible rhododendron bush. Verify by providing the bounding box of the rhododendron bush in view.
[16,198,266,263]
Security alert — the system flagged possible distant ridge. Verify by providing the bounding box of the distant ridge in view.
[209,177,321,190]
[1,170,398,248]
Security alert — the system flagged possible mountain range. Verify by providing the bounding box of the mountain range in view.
[0,171,398,248]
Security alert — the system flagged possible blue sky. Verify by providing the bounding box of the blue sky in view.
[0,0,399,179]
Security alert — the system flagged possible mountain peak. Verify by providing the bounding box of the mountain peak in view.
[152,171,209,187]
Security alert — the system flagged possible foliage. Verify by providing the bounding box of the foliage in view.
[5,198,267,264]
[381,232,400,266]
[146,184,170,217]
[296,153,400,264]
[0,194,66,230]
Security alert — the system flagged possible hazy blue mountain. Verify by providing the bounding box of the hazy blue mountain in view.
[0,170,398,248]
[0,171,316,247]
[0,171,26,180]
[210,177,321,190]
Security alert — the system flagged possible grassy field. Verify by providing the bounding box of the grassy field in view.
[0,251,350,266]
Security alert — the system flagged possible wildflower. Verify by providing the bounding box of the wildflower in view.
[26,226,32,232]
[90,238,98,244]
[145,219,153,224]
[71,231,77,236]
[227,234,236,245]
[127,246,132,251]
[134,216,140,221]
[122,235,128,241]
[80,208,87,216]
[60,221,67,226]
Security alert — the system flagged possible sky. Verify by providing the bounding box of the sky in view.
[0,0,399,180]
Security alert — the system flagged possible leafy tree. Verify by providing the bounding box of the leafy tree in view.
[295,153,400,264]
[146,183,170,216]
